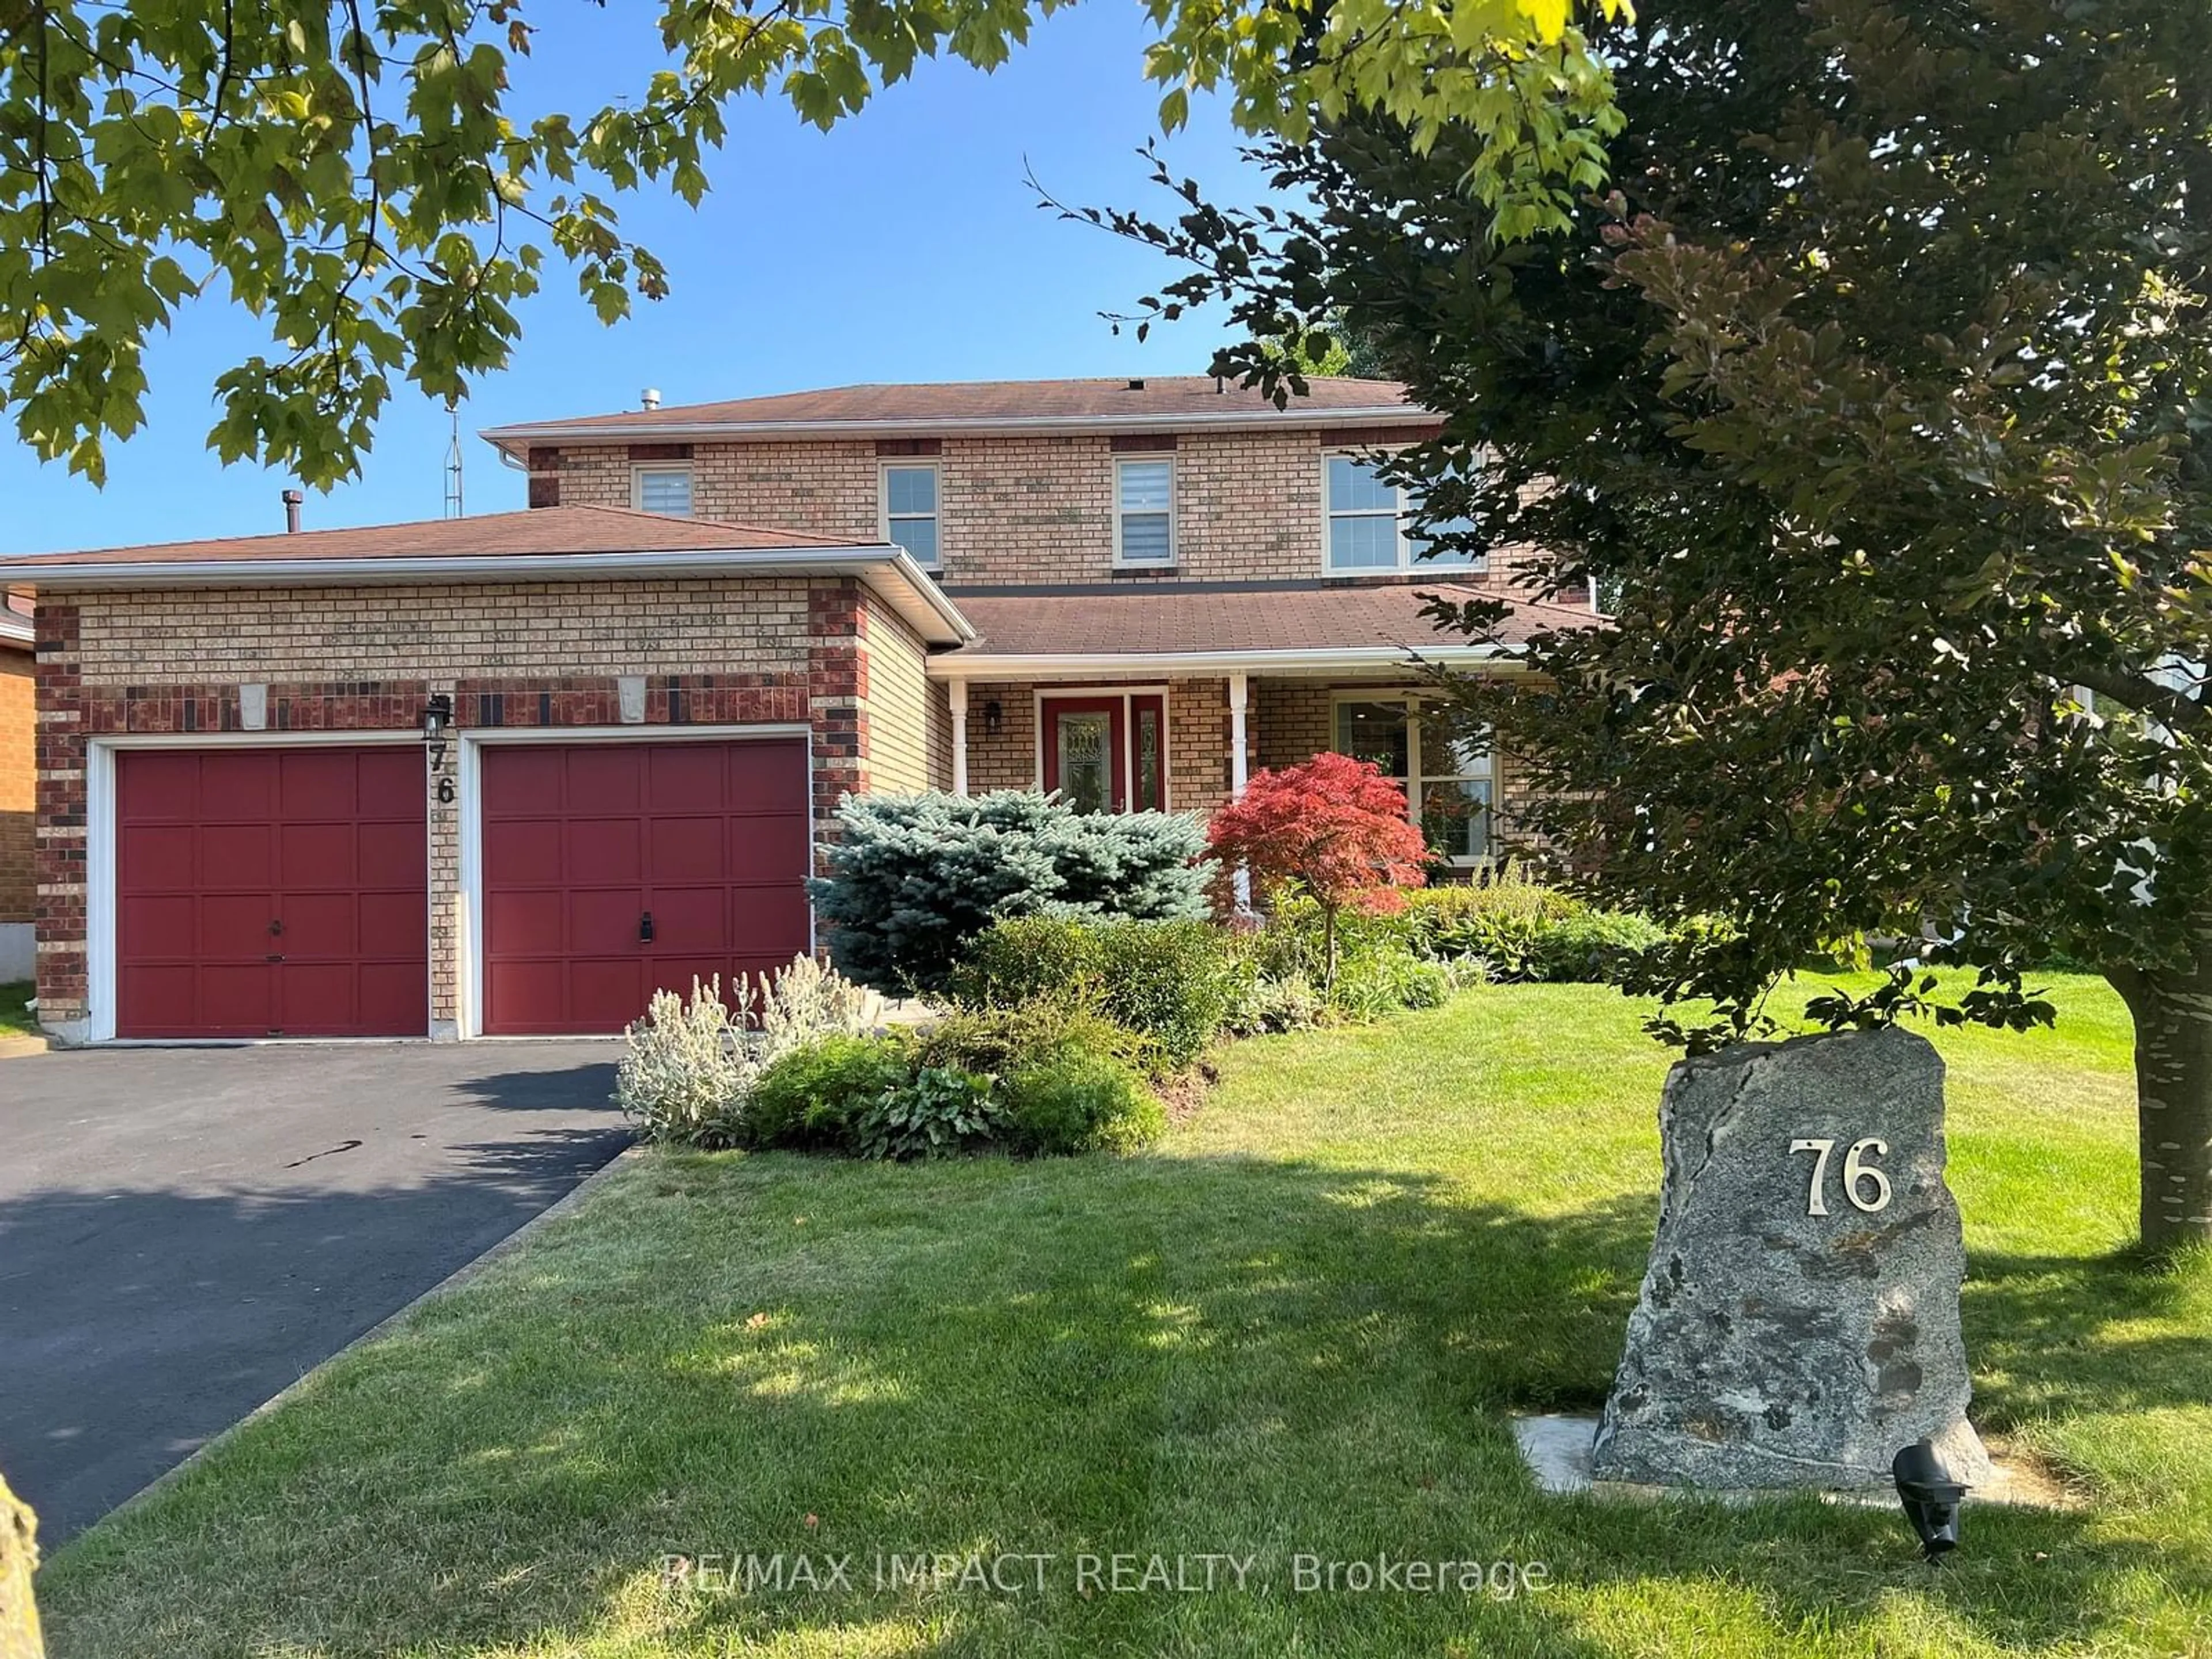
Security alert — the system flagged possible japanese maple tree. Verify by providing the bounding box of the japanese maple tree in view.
[1209,752,1429,994]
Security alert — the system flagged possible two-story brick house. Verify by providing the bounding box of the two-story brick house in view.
[1,376,1580,1045]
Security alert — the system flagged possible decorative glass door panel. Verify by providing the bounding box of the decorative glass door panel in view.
[1054,709,1115,813]
[1041,694,1167,812]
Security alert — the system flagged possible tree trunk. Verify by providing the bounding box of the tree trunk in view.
[2109,964,2212,1256]
[0,1471,40,1659]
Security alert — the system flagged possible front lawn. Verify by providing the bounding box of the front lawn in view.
[41,977,2212,1657]
[0,980,35,1039]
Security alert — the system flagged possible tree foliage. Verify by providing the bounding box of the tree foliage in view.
[0,0,1622,487]
[1207,752,1428,991]
[1100,0,2212,1249]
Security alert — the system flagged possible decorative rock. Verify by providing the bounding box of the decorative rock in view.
[1590,1027,1991,1491]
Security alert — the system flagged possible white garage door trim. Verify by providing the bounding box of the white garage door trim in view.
[455,724,817,1040]
[81,729,430,1046]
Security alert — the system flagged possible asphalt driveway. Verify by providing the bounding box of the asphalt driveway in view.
[0,1042,630,1544]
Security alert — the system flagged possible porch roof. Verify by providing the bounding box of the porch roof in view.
[925,581,1599,680]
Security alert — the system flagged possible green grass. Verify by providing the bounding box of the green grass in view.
[40,976,2212,1657]
[0,980,35,1038]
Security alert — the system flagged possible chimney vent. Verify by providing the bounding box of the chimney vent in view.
[281,488,304,534]
[641,387,662,411]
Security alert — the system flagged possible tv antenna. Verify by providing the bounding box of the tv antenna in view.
[442,401,465,518]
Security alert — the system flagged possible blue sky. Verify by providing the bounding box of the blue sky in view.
[2,6,1263,554]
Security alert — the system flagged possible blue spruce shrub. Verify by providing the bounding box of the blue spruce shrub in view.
[810,791,1209,993]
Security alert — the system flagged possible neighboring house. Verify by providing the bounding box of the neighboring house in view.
[0,376,1582,1046]
[0,595,33,982]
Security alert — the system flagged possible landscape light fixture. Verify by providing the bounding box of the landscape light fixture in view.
[1891,1438,1969,1562]
[422,694,454,767]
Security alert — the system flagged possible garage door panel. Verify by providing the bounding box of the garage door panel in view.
[281,892,359,957]
[116,965,200,1035]
[483,747,567,817]
[278,822,357,889]
[279,750,366,818]
[484,819,563,887]
[566,819,643,882]
[566,748,643,812]
[116,747,427,1039]
[118,825,197,891]
[199,824,276,888]
[725,740,806,798]
[357,823,427,887]
[731,885,812,942]
[646,957,730,1006]
[358,896,427,959]
[196,893,278,959]
[645,889,729,951]
[120,751,203,820]
[482,738,812,1035]
[646,745,728,813]
[565,959,647,1034]
[730,812,810,873]
[650,817,728,881]
[196,752,280,819]
[486,889,567,956]
[570,887,648,955]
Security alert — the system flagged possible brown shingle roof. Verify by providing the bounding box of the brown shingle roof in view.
[0,505,854,568]
[937,584,1597,662]
[484,376,1427,448]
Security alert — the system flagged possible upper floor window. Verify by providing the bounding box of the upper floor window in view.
[881,463,941,567]
[1114,457,1176,567]
[1324,454,1482,573]
[633,464,694,517]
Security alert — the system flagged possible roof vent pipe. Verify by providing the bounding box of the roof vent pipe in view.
[641,387,662,411]
[281,488,304,533]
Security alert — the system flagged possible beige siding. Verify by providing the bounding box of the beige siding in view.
[856,596,937,796]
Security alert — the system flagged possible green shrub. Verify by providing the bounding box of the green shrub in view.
[745,1034,914,1150]
[1530,911,1669,983]
[1222,970,1325,1036]
[855,1066,1005,1161]
[1001,1051,1165,1156]
[915,998,1157,1079]
[1329,942,1460,1021]
[1400,877,1588,977]
[952,916,1236,1069]
[809,791,1210,994]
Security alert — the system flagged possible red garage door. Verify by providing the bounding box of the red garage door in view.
[117,747,430,1039]
[480,738,812,1036]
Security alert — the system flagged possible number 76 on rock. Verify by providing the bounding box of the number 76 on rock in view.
[1789,1137,1894,1216]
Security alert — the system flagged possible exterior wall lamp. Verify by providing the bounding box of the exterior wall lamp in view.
[422,693,454,769]
[982,699,1003,738]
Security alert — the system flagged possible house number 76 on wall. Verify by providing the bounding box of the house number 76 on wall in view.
[1788,1137,1893,1216]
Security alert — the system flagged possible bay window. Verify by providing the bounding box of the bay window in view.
[1332,694,1494,862]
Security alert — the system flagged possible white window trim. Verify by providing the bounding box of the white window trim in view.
[1112,454,1177,570]
[1329,690,1494,864]
[630,462,695,516]
[1033,685,1173,812]
[878,459,942,569]
[1321,451,1488,575]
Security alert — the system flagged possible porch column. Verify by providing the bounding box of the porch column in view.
[1228,672,1252,911]
[949,679,970,797]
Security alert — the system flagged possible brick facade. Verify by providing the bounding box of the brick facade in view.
[532,428,1529,590]
[31,577,910,1036]
[0,649,33,931]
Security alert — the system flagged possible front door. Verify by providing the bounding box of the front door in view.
[1041,694,1167,812]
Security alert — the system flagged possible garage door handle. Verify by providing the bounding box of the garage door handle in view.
[639,911,655,944]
